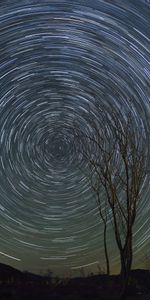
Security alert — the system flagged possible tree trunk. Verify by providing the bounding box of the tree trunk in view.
[103,222,110,275]
[119,236,133,300]
[119,254,129,300]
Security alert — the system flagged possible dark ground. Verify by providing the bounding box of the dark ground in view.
[0,264,149,300]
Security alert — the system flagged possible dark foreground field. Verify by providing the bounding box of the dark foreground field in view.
[0,263,149,300]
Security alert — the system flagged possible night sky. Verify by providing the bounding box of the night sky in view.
[0,0,149,277]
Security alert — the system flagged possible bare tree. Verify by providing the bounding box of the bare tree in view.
[89,169,110,275]
[74,112,146,299]
[75,126,110,276]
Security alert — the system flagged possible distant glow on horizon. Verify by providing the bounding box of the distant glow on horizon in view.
[0,0,149,276]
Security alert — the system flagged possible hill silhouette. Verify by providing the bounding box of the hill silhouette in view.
[0,263,149,299]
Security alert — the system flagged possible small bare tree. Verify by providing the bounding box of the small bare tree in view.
[89,171,110,275]
[75,127,110,276]
[74,112,146,299]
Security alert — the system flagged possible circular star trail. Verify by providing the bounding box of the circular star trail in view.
[0,0,149,276]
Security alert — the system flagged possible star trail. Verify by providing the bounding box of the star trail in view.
[0,0,149,276]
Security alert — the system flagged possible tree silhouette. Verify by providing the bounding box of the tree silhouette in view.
[74,112,147,299]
